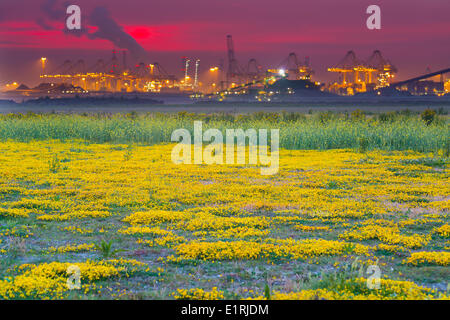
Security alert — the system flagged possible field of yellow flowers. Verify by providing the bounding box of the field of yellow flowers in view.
[0,124,449,299]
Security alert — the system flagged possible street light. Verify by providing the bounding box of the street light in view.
[41,57,47,76]
[209,67,219,93]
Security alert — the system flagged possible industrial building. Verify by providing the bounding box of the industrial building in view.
[2,35,449,101]
[327,50,397,95]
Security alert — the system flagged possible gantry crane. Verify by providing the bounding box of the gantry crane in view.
[277,53,313,80]
[365,50,397,88]
[328,51,360,85]
[226,35,245,87]
[328,50,397,95]
[41,50,177,93]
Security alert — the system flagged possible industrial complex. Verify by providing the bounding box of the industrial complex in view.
[2,35,449,102]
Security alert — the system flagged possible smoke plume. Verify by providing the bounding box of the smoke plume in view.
[37,0,149,62]
[87,7,149,62]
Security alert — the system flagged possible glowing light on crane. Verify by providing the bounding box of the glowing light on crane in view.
[184,59,191,85]
[41,57,47,76]
[194,59,200,89]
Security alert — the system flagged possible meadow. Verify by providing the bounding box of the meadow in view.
[0,109,448,152]
[0,109,448,300]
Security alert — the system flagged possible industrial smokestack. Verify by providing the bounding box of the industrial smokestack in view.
[87,7,148,63]
[37,2,149,63]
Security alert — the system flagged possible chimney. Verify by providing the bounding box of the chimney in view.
[123,50,127,72]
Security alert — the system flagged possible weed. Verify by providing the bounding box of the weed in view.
[95,239,124,259]
[421,108,436,126]
[358,137,369,153]
[49,154,61,173]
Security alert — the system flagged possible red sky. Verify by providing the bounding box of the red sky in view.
[0,0,449,86]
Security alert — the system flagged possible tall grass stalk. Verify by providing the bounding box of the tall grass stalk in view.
[0,112,447,152]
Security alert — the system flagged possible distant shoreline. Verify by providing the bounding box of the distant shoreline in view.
[0,95,449,114]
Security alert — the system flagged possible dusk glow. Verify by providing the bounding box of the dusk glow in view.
[0,0,449,306]
[1,0,449,86]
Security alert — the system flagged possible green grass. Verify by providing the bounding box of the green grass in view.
[0,111,448,153]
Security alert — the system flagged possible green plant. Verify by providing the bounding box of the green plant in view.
[343,243,356,255]
[326,180,339,190]
[49,154,61,173]
[351,109,365,120]
[444,140,450,158]
[124,144,133,161]
[358,137,369,153]
[264,283,271,300]
[378,112,396,122]
[421,108,436,126]
[94,239,124,259]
